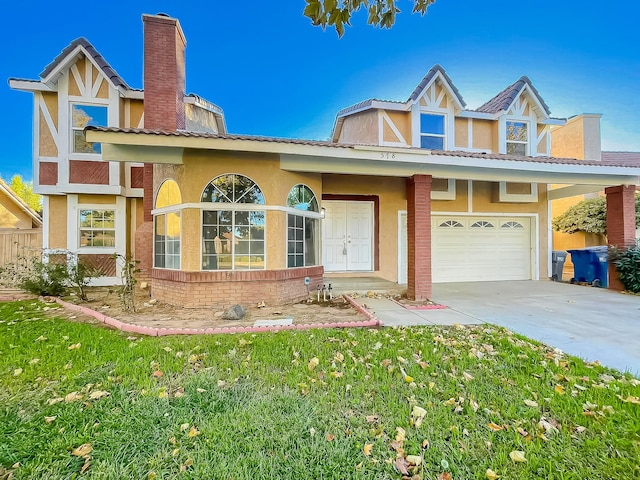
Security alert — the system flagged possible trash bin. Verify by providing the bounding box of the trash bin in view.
[551,251,567,281]
[567,246,608,287]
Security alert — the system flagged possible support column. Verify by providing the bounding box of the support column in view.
[605,184,637,290]
[406,174,432,300]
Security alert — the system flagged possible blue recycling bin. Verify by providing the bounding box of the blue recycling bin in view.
[567,246,608,287]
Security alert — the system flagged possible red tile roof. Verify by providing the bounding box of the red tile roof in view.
[87,126,640,169]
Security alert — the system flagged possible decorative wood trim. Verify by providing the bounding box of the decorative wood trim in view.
[321,194,379,272]
[431,178,456,200]
[498,182,538,202]
[381,111,407,145]
[70,64,86,96]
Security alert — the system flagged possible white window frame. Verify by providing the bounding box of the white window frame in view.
[70,102,108,157]
[78,208,116,249]
[153,212,182,270]
[505,119,530,156]
[419,112,446,150]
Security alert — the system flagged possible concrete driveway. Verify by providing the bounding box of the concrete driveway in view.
[432,281,640,376]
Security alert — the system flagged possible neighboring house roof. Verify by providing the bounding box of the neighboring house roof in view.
[407,64,466,107]
[601,151,640,166]
[87,126,640,169]
[0,178,43,228]
[476,76,551,116]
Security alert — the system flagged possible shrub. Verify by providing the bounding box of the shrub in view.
[20,259,69,297]
[552,193,640,235]
[611,242,640,293]
[0,250,100,298]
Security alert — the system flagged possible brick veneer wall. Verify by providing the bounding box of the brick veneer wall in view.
[605,185,637,290]
[151,266,324,307]
[406,175,432,300]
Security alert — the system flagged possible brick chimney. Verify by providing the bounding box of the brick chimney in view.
[143,13,187,132]
[136,13,187,281]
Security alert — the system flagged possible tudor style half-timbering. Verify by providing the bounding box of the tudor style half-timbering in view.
[11,14,639,307]
[10,23,225,285]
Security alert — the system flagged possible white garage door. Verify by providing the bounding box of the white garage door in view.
[432,216,532,282]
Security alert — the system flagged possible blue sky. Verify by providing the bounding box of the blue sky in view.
[2,1,639,181]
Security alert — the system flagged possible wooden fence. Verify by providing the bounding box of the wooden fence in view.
[0,229,42,267]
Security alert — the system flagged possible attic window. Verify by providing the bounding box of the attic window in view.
[420,113,445,150]
[72,104,107,154]
[506,121,528,156]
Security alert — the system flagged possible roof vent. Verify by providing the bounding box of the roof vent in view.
[156,12,170,17]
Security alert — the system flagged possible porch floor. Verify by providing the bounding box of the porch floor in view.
[322,275,406,296]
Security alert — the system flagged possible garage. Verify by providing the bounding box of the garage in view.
[431,215,533,282]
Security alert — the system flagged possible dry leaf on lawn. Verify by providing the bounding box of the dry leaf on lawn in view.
[486,468,500,479]
[363,443,373,456]
[326,433,335,441]
[188,426,200,437]
[616,395,640,404]
[68,343,81,350]
[406,455,422,466]
[64,392,82,402]
[524,399,539,407]
[89,390,110,400]
[509,450,527,463]
[394,457,410,475]
[71,444,92,457]
[438,472,452,480]
[365,415,379,423]
[554,385,565,395]
[308,357,319,371]
[487,423,504,432]
[44,416,57,424]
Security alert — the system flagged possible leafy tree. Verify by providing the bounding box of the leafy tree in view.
[552,194,640,235]
[5,174,42,214]
[304,0,437,37]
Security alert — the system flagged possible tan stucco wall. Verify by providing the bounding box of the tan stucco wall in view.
[454,118,469,148]
[550,114,601,161]
[472,119,497,152]
[432,180,468,212]
[42,93,58,130]
[384,111,411,144]
[129,100,144,129]
[155,151,322,271]
[338,110,378,145]
[39,110,58,157]
[0,191,33,229]
[78,194,117,205]
[48,195,67,248]
[322,174,406,282]
[185,104,219,134]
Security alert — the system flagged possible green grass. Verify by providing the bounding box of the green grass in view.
[1,300,639,479]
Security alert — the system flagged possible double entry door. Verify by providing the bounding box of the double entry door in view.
[322,201,373,272]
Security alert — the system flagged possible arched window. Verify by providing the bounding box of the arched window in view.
[201,174,265,271]
[286,184,319,268]
[154,180,181,269]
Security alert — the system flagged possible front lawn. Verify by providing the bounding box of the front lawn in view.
[1,300,638,479]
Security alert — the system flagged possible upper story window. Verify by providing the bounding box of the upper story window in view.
[79,209,115,247]
[201,174,266,271]
[420,113,445,149]
[506,121,528,156]
[71,104,107,154]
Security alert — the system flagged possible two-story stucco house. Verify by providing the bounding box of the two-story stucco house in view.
[10,14,639,307]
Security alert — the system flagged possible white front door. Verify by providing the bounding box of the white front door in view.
[323,201,373,272]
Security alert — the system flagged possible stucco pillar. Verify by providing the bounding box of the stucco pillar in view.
[605,184,637,290]
[406,174,432,300]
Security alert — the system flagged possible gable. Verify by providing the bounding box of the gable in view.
[410,69,465,113]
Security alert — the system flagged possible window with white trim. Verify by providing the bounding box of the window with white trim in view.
[286,184,319,268]
[79,209,115,247]
[71,104,107,154]
[506,121,528,156]
[154,180,182,269]
[420,113,445,149]
[201,174,265,271]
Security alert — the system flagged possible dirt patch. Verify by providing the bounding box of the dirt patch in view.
[56,287,370,330]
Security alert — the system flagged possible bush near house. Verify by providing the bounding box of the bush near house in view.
[611,242,640,293]
[552,194,640,235]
